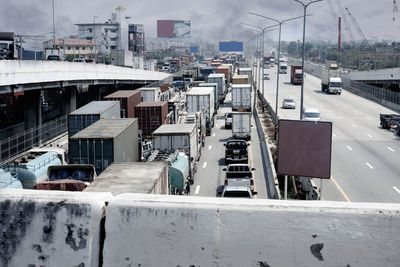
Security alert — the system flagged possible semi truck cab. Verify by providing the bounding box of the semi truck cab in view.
[328,77,342,95]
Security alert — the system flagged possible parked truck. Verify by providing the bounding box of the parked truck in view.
[231,84,252,112]
[321,63,342,94]
[290,65,303,85]
[0,32,17,60]
[207,73,226,104]
[186,87,215,135]
[232,112,251,140]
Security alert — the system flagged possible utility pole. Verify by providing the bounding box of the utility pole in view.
[52,0,56,47]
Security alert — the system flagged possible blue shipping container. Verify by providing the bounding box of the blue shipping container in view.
[219,41,243,52]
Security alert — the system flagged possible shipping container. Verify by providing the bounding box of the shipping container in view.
[217,66,231,83]
[186,87,215,135]
[139,87,161,102]
[232,112,251,140]
[104,90,141,118]
[222,63,234,78]
[68,119,139,175]
[135,101,169,137]
[200,66,215,78]
[199,82,219,110]
[68,101,120,137]
[111,49,133,67]
[207,73,226,104]
[232,74,249,85]
[84,162,168,195]
[238,68,253,85]
[231,84,252,112]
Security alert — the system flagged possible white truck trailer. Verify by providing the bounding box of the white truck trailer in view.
[232,112,251,140]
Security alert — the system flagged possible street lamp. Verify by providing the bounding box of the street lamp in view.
[240,23,278,97]
[249,12,306,125]
[240,24,262,87]
[294,0,323,120]
[93,16,98,60]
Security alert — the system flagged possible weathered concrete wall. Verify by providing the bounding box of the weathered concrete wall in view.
[0,189,110,267]
[104,194,400,267]
[0,60,171,87]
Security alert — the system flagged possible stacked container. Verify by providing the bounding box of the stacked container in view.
[104,90,141,118]
[207,73,226,104]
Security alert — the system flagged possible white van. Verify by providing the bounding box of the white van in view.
[302,107,321,121]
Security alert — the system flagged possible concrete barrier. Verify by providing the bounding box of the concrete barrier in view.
[0,189,110,267]
[104,194,400,267]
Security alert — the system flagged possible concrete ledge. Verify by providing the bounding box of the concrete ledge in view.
[104,194,400,267]
[0,189,110,267]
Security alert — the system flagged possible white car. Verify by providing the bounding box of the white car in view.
[224,112,232,129]
[263,73,270,80]
[282,98,296,109]
[302,107,321,121]
[221,186,253,198]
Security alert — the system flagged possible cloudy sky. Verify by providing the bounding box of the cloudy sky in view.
[0,0,398,47]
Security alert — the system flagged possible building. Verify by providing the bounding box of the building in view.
[128,24,145,55]
[42,39,97,59]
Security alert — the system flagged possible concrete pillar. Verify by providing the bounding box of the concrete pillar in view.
[63,86,77,114]
[24,90,41,130]
[88,85,100,101]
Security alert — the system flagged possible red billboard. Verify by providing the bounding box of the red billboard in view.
[157,20,191,38]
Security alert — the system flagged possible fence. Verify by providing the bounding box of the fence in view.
[0,115,67,164]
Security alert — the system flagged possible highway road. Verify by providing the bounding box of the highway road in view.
[190,90,268,199]
[259,64,400,203]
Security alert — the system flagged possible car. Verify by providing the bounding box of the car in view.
[302,107,321,121]
[282,98,296,109]
[263,73,270,80]
[73,58,85,63]
[46,55,61,61]
[221,186,253,198]
[223,164,255,192]
[224,140,249,164]
[224,112,232,129]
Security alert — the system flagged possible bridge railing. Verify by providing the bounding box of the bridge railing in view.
[0,115,67,165]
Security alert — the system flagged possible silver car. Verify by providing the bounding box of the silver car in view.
[221,186,253,198]
[282,98,296,109]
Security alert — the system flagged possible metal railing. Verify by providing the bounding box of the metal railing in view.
[0,115,67,165]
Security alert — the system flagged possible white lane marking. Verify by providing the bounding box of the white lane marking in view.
[212,133,216,137]
[367,134,373,138]
[346,145,353,151]
[393,186,400,194]
[351,124,357,128]
[195,185,200,194]
[387,146,395,152]
[366,162,375,170]
[366,116,371,120]
[337,116,343,119]
[203,162,207,168]
[332,133,337,138]
[208,145,212,150]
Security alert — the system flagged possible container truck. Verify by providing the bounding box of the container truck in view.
[232,112,251,140]
[231,84,252,112]
[178,111,206,149]
[199,82,219,110]
[152,124,199,183]
[186,87,215,135]
[279,62,288,74]
[232,74,249,85]
[104,90,142,118]
[321,63,342,94]
[68,119,139,175]
[84,162,168,195]
[68,101,120,137]
[290,65,303,85]
[134,101,169,137]
[139,87,161,102]
[207,73,226,104]
[238,68,253,85]
[0,32,17,60]
[217,66,231,83]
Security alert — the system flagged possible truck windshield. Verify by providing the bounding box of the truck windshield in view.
[330,82,341,87]
[0,43,8,49]
[294,74,302,79]
[281,66,287,69]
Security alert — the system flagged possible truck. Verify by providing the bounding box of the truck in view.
[44,47,64,61]
[321,63,342,94]
[199,82,219,110]
[178,111,206,149]
[0,32,17,60]
[238,68,253,85]
[380,114,400,136]
[186,87,215,135]
[217,66,231,83]
[232,112,251,140]
[207,73,226,104]
[232,74,249,85]
[290,65,303,85]
[231,84,252,112]
[279,62,288,74]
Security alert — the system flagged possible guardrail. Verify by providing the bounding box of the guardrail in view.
[0,115,67,165]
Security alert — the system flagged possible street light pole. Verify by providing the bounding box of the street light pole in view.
[52,0,56,47]
[249,12,306,125]
[294,0,323,119]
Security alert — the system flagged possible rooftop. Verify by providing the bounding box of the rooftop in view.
[153,124,195,134]
[70,101,119,115]
[70,119,137,139]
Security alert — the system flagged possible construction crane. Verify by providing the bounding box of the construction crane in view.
[345,7,368,46]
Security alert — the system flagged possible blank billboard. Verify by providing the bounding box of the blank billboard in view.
[277,120,332,179]
[219,41,243,52]
[157,20,191,38]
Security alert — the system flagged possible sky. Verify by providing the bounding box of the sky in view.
[0,0,398,48]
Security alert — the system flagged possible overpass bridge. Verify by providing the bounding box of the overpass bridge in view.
[0,60,171,131]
